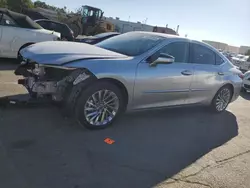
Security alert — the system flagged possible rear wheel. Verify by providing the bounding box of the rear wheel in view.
[74,81,124,129]
[211,86,232,113]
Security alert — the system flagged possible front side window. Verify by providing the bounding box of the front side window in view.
[0,14,18,27]
[96,32,165,56]
[159,42,189,63]
[190,43,215,65]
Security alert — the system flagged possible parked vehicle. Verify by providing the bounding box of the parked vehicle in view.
[15,32,243,129]
[242,70,250,92]
[76,32,120,44]
[0,8,60,59]
[35,19,74,41]
[239,56,250,72]
[232,54,247,67]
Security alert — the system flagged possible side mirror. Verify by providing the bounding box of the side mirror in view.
[150,53,175,67]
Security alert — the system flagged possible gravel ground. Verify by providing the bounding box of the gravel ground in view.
[0,60,250,188]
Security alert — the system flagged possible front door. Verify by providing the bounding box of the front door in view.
[133,41,194,110]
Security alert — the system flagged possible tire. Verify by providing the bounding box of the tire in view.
[211,85,233,113]
[74,81,124,130]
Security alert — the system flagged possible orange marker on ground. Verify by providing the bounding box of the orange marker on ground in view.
[104,138,115,144]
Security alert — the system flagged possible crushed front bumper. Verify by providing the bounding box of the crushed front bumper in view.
[15,62,94,102]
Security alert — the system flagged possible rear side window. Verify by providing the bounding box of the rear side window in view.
[159,42,189,63]
[190,43,215,65]
[216,54,224,65]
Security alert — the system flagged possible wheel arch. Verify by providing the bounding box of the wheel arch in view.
[98,78,129,108]
[18,43,34,57]
[213,83,235,103]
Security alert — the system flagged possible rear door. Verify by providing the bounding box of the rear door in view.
[187,42,224,104]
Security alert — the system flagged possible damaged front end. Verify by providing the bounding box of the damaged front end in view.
[15,60,95,102]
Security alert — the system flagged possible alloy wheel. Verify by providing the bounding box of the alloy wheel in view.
[215,88,231,112]
[84,89,119,126]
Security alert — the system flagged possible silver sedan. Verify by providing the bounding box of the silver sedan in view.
[16,31,243,129]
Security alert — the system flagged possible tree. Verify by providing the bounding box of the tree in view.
[7,0,34,12]
[34,0,47,9]
[0,0,7,8]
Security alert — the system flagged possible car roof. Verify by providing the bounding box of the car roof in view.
[0,8,42,29]
[35,19,66,26]
[130,32,226,56]
[131,31,186,39]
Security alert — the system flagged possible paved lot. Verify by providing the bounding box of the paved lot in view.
[0,60,250,188]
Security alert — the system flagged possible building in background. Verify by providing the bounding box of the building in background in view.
[202,40,240,54]
[104,17,178,35]
[239,46,250,55]
[104,17,153,33]
[227,45,239,54]
[152,25,178,35]
[202,40,228,51]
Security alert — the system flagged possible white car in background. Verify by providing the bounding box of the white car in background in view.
[232,54,247,66]
[0,8,60,59]
[239,56,250,72]
[242,71,250,92]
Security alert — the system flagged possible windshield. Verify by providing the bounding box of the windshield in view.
[96,32,165,56]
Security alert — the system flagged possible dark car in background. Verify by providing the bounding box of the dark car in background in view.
[76,32,120,44]
[35,19,74,41]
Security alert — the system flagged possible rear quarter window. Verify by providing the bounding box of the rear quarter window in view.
[216,54,225,65]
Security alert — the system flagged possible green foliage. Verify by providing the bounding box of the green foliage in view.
[0,0,7,8]
[0,0,67,14]
[7,0,34,12]
[34,0,67,14]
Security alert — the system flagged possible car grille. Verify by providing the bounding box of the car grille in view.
[244,84,250,89]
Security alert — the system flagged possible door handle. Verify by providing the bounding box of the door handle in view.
[181,70,192,76]
[218,72,224,75]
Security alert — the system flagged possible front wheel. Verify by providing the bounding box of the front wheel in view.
[74,82,124,129]
[211,86,232,113]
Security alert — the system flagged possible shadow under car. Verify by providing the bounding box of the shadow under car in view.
[0,96,238,188]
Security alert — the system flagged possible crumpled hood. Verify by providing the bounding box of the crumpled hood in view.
[20,41,128,65]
